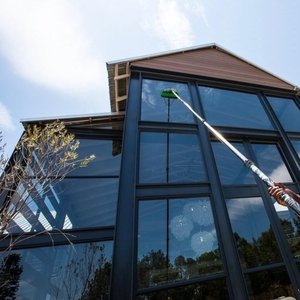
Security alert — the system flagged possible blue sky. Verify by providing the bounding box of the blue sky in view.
[0,0,299,157]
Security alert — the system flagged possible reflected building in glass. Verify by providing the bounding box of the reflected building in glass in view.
[1,44,300,299]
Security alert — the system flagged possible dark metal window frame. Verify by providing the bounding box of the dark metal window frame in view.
[111,69,300,299]
[0,127,121,252]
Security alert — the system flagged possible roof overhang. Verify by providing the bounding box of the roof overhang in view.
[107,43,300,112]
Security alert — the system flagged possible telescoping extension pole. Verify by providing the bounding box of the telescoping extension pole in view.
[160,89,300,216]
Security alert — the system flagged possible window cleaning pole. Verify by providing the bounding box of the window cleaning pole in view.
[160,89,300,216]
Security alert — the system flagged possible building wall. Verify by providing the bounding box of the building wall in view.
[0,125,123,299]
[112,69,300,299]
[1,57,300,299]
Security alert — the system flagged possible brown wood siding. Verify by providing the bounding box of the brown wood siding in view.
[131,48,294,90]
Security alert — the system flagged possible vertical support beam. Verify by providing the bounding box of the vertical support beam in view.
[110,73,140,300]
[191,83,249,299]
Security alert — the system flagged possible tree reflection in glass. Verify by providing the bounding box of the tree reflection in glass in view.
[273,201,300,260]
[0,241,112,299]
[137,277,229,300]
[245,267,296,299]
[226,197,283,268]
[138,198,223,289]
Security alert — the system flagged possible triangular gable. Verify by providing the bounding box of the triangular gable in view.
[131,45,295,91]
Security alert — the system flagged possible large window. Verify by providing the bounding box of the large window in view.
[135,76,300,297]
[139,132,207,184]
[267,96,300,132]
[212,142,255,185]
[137,197,223,289]
[226,197,283,268]
[4,137,121,234]
[141,79,195,123]
[0,241,113,300]
[212,142,293,185]
[1,126,122,299]
[199,87,274,129]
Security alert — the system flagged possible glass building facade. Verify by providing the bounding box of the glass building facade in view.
[1,46,300,299]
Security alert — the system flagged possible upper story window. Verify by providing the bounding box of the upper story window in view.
[267,96,300,132]
[199,87,274,130]
[68,138,122,177]
[212,142,293,185]
[139,132,207,184]
[141,79,195,123]
[4,136,122,234]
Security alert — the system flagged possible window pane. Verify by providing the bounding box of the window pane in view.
[137,198,223,289]
[169,198,223,281]
[141,79,195,123]
[138,200,167,288]
[212,142,255,185]
[291,140,300,158]
[169,134,207,183]
[273,200,300,259]
[199,87,274,129]
[245,267,295,299]
[268,96,300,132]
[7,178,118,233]
[69,138,122,176]
[252,143,293,183]
[226,197,282,268]
[139,133,207,184]
[0,241,113,300]
[137,278,229,300]
[139,133,167,183]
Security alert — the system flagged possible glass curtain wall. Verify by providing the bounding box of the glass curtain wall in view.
[137,79,228,298]
[136,77,300,299]
[200,87,300,299]
[0,127,122,299]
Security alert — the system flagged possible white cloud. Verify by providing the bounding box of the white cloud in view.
[143,0,195,49]
[182,0,209,28]
[0,102,15,131]
[0,0,104,95]
[141,0,209,49]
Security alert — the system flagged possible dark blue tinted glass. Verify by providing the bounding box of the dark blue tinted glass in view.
[268,96,300,132]
[141,79,195,123]
[138,200,167,288]
[226,197,282,268]
[273,198,300,259]
[0,241,112,300]
[212,142,255,185]
[7,178,119,233]
[291,140,300,158]
[199,87,274,129]
[169,198,223,281]
[252,144,293,183]
[169,134,207,183]
[69,138,121,176]
[139,133,207,184]
[139,132,167,183]
[137,278,229,299]
[138,198,223,289]
[245,267,295,299]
